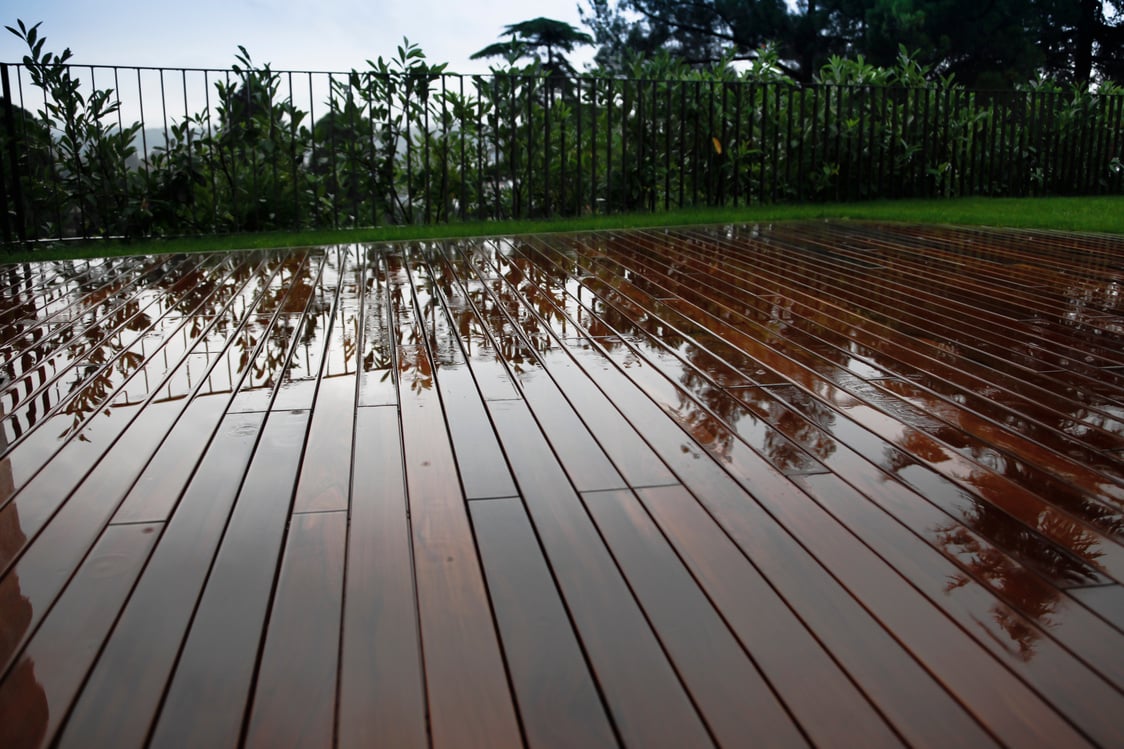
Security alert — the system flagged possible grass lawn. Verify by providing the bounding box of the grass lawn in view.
[5,195,1124,263]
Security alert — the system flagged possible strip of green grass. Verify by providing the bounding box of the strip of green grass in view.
[5,195,1124,263]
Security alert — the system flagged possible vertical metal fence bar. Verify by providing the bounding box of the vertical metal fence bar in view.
[524,75,534,218]
[440,75,449,223]
[328,74,340,229]
[459,75,467,222]
[1084,94,1099,195]
[544,76,552,217]
[886,87,898,199]
[423,73,432,224]
[1051,91,1065,193]
[1068,95,1083,193]
[704,80,713,206]
[938,86,949,197]
[474,77,483,221]
[758,82,767,203]
[877,86,888,197]
[831,85,842,201]
[0,63,23,243]
[812,85,822,202]
[715,80,724,206]
[768,83,777,201]
[688,80,697,206]
[606,78,614,214]
[1025,90,1037,196]
[784,86,795,200]
[920,87,932,198]
[562,78,570,215]
[246,70,260,231]
[203,70,216,229]
[590,78,599,216]
[290,72,303,228]
[1089,93,1105,195]
[731,81,742,207]
[988,94,1000,194]
[660,79,669,212]
[1004,93,1017,196]
[621,79,631,211]
[351,79,363,227]
[796,86,808,203]
[134,69,150,187]
[866,85,877,197]
[576,76,584,216]
[677,81,685,209]
[855,85,866,200]
[158,68,170,172]
[403,74,414,223]
[957,89,969,198]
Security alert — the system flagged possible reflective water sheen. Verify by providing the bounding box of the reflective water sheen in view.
[4,223,1124,748]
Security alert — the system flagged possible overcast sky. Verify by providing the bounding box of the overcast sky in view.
[1,0,596,73]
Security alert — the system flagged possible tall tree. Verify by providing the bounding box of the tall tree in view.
[471,17,594,77]
[580,0,1124,84]
[581,0,804,75]
[1036,0,1124,83]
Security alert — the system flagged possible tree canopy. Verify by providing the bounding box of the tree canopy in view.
[471,17,594,77]
[580,0,1124,85]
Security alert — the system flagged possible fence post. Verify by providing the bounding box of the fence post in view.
[1,63,27,244]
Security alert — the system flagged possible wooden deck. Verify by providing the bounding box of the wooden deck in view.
[1,221,1124,748]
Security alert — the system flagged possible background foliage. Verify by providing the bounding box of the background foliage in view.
[2,19,1122,244]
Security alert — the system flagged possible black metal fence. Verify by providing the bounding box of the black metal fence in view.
[2,60,1123,243]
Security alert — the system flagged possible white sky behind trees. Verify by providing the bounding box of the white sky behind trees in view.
[1,0,596,73]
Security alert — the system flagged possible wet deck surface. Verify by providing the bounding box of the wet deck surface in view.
[2,221,1124,748]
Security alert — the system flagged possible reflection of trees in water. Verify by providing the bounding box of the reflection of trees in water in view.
[359,250,393,374]
[937,512,1065,661]
[563,228,1123,661]
[735,385,839,469]
[0,250,326,444]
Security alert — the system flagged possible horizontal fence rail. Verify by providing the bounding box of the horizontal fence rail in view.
[1,61,1123,243]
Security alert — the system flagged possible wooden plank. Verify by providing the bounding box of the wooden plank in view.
[532,233,1121,667]
[244,511,346,749]
[488,398,714,747]
[389,243,523,748]
[457,242,676,489]
[337,405,427,749]
[0,254,210,453]
[497,281,1004,745]
[635,484,903,747]
[655,226,1124,477]
[110,394,230,524]
[797,471,1124,746]
[470,497,619,749]
[582,488,808,747]
[144,409,309,749]
[291,377,356,512]
[437,364,520,499]
[1070,583,1124,632]
[0,522,159,749]
[291,248,361,512]
[590,235,1124,578]
[0,400,184,675]
[396,342,523,749]
[53,412,264,749]
[430,249,627,492]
